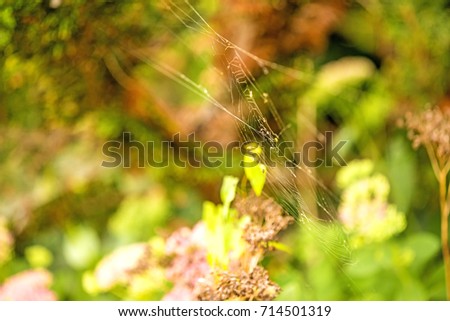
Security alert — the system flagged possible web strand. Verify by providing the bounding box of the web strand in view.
[142,0,354,266]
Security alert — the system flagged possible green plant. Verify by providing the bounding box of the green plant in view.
[404,108,450,299]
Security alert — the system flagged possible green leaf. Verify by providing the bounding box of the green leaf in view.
[403,232,440,275]
[241,142,267,196]
[82,271,100,295]
[63,225,100,270]
[24,245,53,268]
[268,241,292,254]
[220,175,239,207]
[202,201,227,268]
[386,136,417,213]
[108,192,169,243]
[202,201,218,233]
[244,163,267,196]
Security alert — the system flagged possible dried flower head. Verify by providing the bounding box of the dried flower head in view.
[403,107,450,161]
[195,266,280,301]
[235,195,294,253]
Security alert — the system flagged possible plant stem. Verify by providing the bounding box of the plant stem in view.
[439,170,450,300]
[425,144,450,299]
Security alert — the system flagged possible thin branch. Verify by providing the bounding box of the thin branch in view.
[103,53,135,90]
[438,169,450,300]
[447,178,450,209]
[424,143,441,181]
[443,160,450,178]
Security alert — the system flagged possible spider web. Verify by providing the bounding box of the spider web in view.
[132,0,355,276]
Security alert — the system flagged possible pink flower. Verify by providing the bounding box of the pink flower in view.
[163,222,210,300]
[0,269,57,301]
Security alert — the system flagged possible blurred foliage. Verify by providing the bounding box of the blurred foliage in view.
[1,0,449,300]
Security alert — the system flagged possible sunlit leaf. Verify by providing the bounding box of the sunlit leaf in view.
[220,175,239,207]
[25,245,53,268]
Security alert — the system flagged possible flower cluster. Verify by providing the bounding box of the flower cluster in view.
[194,194,292,301]
[85,176,293,301]
[163,223,211,300]
[162,193,293,301]
[0,269,56,300]
[94,243,152,290]
[85,241,168,300]
[337,160,406,247]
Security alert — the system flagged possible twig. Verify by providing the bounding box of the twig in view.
[438,169,450,299]
[424,143,441,181]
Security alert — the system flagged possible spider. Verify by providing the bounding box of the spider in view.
[259,126,279,147]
